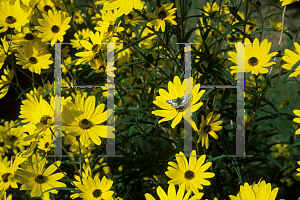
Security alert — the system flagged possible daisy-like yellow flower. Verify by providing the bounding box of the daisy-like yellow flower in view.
[146,3,177,32]
[192,111,223,149]
[144,182,204,200]
[70,175,114,200]
[124,11,144,26]
[280,0,299,6]
[0,0,30,33]
[152,76,205,129]
[15,41,53,74]
[269,18,282,32]
[16,154,66,199]
[73,9,85,24]
[0,152,27,194]
[11,26,39,46]
[62,95,115,146]
[95,9,124,39]
[0,66,14,99]
[228,38,278,75]
[37,130,53,152]
[103,0,143,17]
[282,42,300,78]
[229,179,279,200]
[293,109,300,135]
[70,28,91,50]
[35,0,56,14]
[165,150,215,194]
[75,31,104,65]
[35,9,71,45]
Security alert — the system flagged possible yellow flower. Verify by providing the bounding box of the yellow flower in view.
[293,109,300,135]
[152,76,205,129]
[0,66,14,99]
[70,175,114,200]
[35,10,71,45]
[192,111,223,149]
[146,3,177,32]
[229,179,279,200]
[75,31,104,65]
[280,0,299,6]
[103,0,143,17]
[297,161,300,176]
[123,10,144,26]
[144,182,204,200]
[73,9,85,24]
[95,9,124,39]
[228,38,278,75]
[269,18,282,32]
[282,42,300,78]
[15,41,53,74]
[165,150,215,194]
[0,0,30,33]
[16,154,66,199]
[70,28,91,50]
[62,95,115,146]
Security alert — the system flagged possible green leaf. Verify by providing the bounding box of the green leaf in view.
[208,155,228,162]
[249,28,277,36]
[258,152,287,174]
[284,140,300,149]
[283,59,300,83]
[41,187,80,195]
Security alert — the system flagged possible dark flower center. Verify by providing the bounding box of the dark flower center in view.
[24,33,34,40]
[45,142,49,149]
[184,170,195,180]
[92,44,99,53]
[144,63,150,68]
[92,189,102,198]
[248,57,258,66]
[127,13,133,19]
[51,25,60,33]
[74,15,79,19]
[6,16,16,24]
[9,135,17,141]
[0,142,4,147]
[79,119,92,129]
[158,11,167,19]
[136,79,142,84]
[2,173,11,183]
[249,25,254,31]
[44,5,52,12]
[40,115,52,125]
[204,125,211,133]
[35,174,45,184]
[29,57,38,64]
[108,25,114,33]
[176,107,185,112]
[98,65,106,71]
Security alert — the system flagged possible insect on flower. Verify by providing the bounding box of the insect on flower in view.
[166,94,191,108]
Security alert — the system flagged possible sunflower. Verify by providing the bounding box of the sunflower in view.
[11,26,39,46]
[146,3,177,32]
[192,111,223,149]
[16,154,66,199]
[280,0,299,6]
[282,42,300,78]
[144,182,204,200]
[35,9,71,45]
[15,41,53,74]
[228,38,278,75]
[123,11,144,26]
[0,66,14,99]
[165,150,215,194]
[0,0,30,33]
[293,109,300,135]
[103,0,143,17]
[62,95,115,146]
[152,76,205,129]
[229,179,279,200]
[70,175,114,200]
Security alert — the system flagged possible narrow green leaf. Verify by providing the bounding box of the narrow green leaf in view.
[259,152,287,174]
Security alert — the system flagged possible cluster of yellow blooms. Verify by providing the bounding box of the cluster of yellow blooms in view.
[0,0,300,199]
